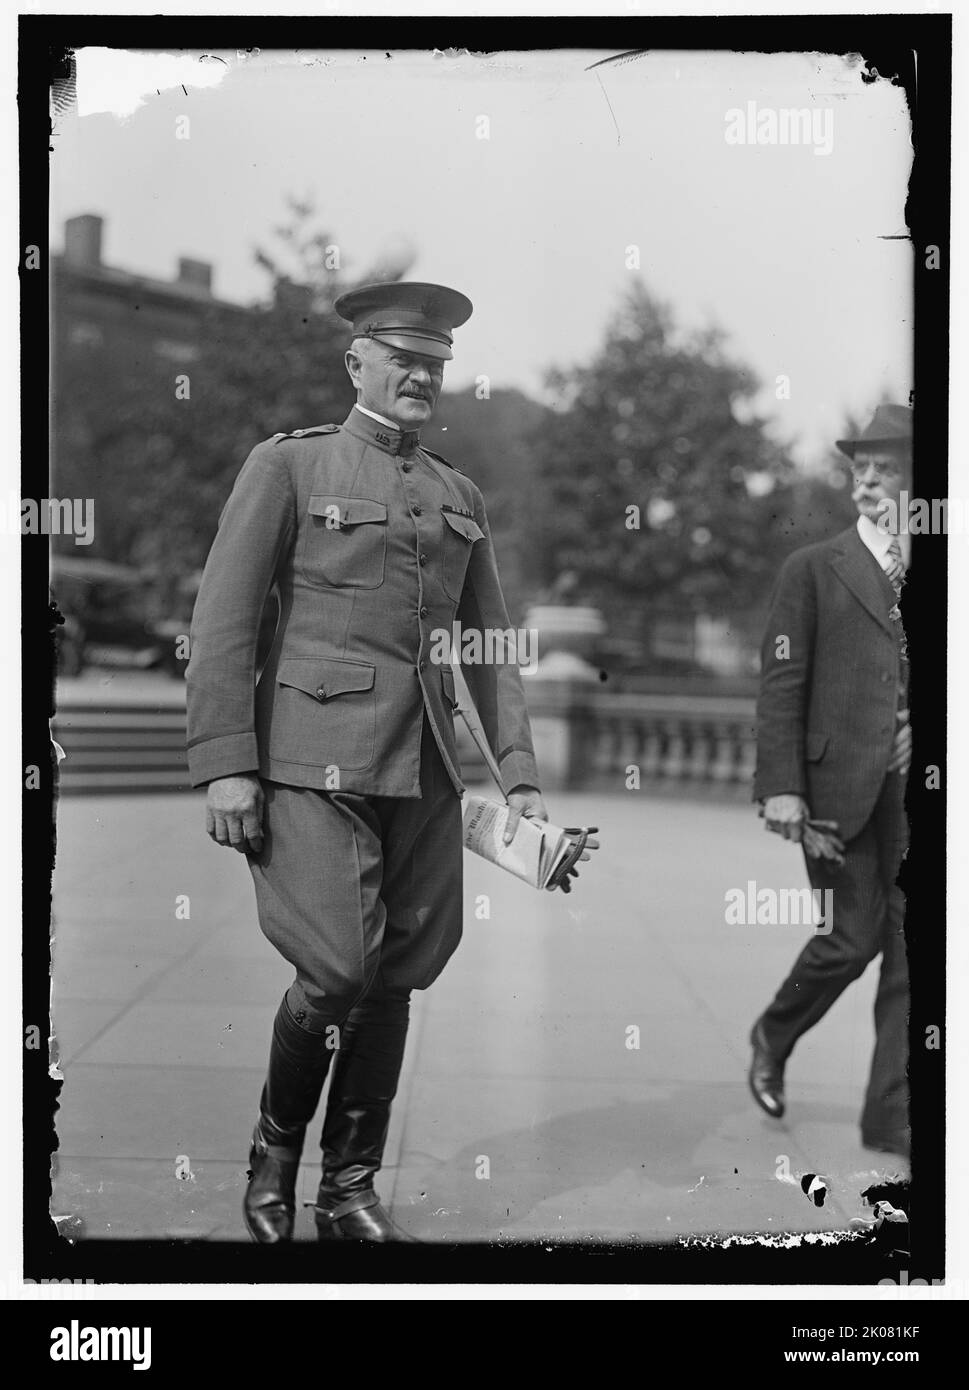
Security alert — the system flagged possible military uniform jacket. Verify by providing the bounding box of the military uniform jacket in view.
[185,406,541,798]
[752,524,906,842]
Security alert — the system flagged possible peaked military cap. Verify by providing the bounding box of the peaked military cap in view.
[335,281,473,361]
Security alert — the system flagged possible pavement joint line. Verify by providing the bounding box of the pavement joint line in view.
[51,798,199,895]
[384,993,432,1221]
[54,1061,275,1074]
[53,909,258,1068]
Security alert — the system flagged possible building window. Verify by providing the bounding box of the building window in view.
[154,339,201,363]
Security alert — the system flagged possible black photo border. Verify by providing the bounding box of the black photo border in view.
[20,10,951,1309]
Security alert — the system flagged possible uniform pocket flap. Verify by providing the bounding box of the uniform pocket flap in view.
[277,656,376,700]
[308,495,388,527]
[442,509,485,544]
[805,732,829,762]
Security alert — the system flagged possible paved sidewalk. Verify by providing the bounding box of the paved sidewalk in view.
[50,789,903,1244]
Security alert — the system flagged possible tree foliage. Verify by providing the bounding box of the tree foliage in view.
[528,282,813,623]
[53,198,410,605]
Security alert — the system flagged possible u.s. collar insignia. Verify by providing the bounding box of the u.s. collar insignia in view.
[375,431,391,445]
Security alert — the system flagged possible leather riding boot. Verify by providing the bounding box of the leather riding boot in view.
[313,988,418,1242]
[244,996,334,1243]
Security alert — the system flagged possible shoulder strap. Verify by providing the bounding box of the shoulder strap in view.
[272,424,340,444]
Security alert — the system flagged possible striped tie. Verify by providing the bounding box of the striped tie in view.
[885,537,905,595]
[885,537,908,689]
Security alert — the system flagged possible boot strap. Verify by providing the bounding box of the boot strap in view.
[307,1189,381,1222]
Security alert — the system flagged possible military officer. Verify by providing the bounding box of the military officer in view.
[185,282,548,1242]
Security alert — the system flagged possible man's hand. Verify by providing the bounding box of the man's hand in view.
[887,708,911,776]
[206,774,265,854]
[502,786,601,867]
[762,793,810,842]
[503,785,548,844]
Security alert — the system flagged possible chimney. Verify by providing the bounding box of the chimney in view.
[177,257,213,294]
[64,214,103,267]
[273,278,314,315]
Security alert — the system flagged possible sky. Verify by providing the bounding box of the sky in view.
[50,45,914,466]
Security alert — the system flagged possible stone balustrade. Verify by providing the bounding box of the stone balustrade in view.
[51,675,758,797]
[524,677,757,794]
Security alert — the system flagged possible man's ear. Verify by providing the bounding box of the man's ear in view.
[344,348,362,389]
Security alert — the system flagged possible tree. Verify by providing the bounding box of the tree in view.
[53,198,411,608]
[529,282,803,630]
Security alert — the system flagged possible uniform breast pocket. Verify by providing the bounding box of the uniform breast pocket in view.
[299,495,388,589]
[441,509,485,600]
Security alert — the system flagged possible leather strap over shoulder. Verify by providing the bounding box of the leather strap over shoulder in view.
[421,445,464,473]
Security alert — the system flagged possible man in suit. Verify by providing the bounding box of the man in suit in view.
[186,282,548,1241]
[749,404,913,1159]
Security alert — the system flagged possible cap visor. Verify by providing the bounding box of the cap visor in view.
[370,331,452,361]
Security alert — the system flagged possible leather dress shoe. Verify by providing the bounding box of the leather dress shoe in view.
[312,1188,419,1242]
[748,1021,786,1119]
[244,1123,302,1243]
[862,1129,911,1160]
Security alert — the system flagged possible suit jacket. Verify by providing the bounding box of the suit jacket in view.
[185,406,541,798]
[753,523,905,842]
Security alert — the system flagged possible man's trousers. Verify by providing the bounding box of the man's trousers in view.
[759,771,909,1138]
[245,714,464,1180]
[248,714,464,1029]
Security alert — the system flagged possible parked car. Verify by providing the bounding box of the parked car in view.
[50,556,166,675]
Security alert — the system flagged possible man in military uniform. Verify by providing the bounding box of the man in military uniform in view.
[186,283,547,1241]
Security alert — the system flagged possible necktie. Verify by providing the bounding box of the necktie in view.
[885,537,905,595]
[884,537,909,701]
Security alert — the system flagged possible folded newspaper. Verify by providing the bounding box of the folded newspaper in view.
[462,794,583,891]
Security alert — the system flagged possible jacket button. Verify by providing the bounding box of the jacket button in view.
[419,553,428,566]
[316,686,326,700]
[402,462,412,472]
[418,661,426,673]
[419,605,428,617]
[412,504,422,515]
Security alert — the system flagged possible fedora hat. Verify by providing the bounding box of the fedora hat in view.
[836,403,912,460]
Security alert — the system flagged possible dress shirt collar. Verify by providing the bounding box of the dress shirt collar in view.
[857,513,911,568]
[354,403,401,432]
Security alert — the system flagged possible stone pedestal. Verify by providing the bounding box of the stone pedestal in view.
[522,605,605,791]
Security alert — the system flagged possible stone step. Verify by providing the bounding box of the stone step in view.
[51,704,488,794]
